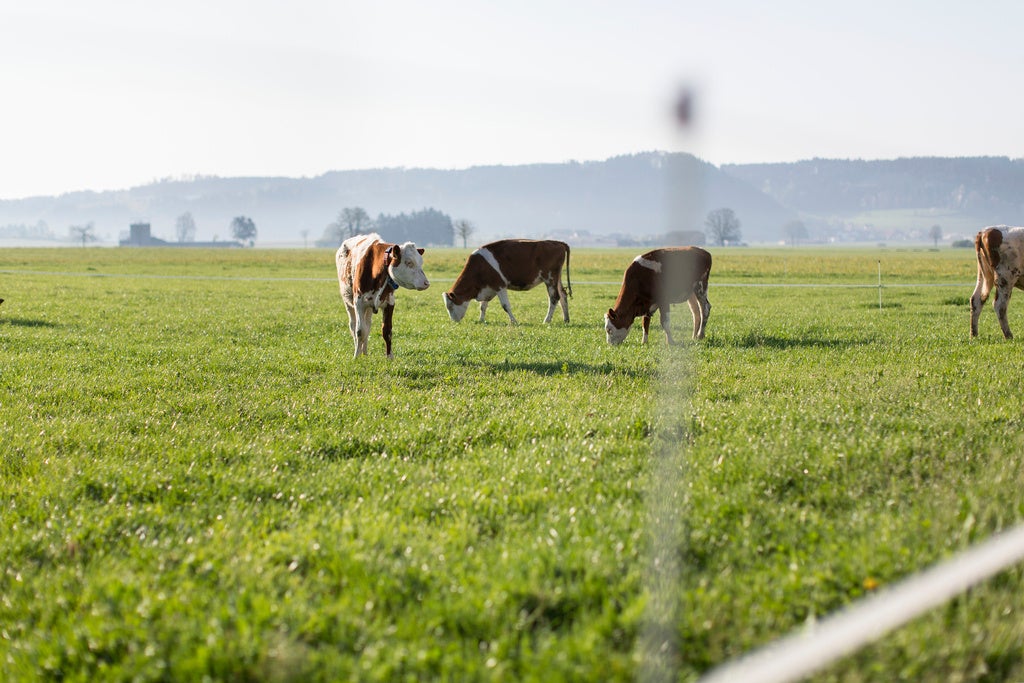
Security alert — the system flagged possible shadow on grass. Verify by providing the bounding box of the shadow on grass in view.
[860,302,903,310]
[486,359,651,378]
[707,332,877,350]
[0,317,60,328]
[302,438,381,461]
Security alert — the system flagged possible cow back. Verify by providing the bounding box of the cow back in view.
[648,247,712,304]
[486,239,569,289]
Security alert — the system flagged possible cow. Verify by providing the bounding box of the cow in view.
[336,233,429,358]
[970,225,1024,339]
[604,246,712,345]
[443,239,572,324]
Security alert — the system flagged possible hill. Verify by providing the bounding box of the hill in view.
[720,156,1024,243]
[6,154,1021,247]
[0,153,794,246]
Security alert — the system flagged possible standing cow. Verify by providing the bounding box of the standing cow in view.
[604,246,712,345]
[443,239,572,324]
[970,225,1024,339]
[336,233,429,358]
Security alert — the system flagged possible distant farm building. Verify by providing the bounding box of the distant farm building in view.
[119,222,237,248]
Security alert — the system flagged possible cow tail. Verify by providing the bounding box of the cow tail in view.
[564,244,573,298]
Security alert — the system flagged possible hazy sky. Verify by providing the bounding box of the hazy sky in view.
[2,0,1022,199]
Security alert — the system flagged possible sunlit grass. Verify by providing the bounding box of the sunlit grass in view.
[1,245,1021,681]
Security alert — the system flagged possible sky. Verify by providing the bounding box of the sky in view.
[2,0,1023,200]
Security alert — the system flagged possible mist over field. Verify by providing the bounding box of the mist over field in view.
[2,154,1021,247]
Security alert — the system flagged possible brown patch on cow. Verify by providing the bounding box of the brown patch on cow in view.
[447,251,508,304]
[356,241,393,297]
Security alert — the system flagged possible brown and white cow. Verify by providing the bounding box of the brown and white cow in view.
[443,239,572,324]
[970,225,1024,339]
[336,233,429,358]
[604,246,712,345]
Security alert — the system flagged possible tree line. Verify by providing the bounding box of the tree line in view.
[315,207,473,248]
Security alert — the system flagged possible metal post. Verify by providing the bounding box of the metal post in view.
[878,260,882,311]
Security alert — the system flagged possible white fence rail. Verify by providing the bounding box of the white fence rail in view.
[698,524,1024,683]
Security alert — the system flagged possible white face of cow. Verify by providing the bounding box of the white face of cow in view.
[604,311,631,345]
[388,243,430,290]
[444,292,470,322]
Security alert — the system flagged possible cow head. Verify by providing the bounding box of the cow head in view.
[386,242,430,290]
[604,309,631,345]
[443,292,470,322]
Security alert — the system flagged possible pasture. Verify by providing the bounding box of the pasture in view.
[1,245,1022,681]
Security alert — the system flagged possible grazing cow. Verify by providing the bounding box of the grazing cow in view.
[604,246,712,345]
[443,239,572,324]
[336,233,429,358]
[970,225,1024,339]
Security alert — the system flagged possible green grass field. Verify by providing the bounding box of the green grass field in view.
[2,246,1022,681]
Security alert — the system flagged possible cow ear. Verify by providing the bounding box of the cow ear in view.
[390,244,402,262]
[417,248,425,256]
[606,308,616,322]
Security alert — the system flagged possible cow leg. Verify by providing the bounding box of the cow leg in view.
[641,314,651,344]
[381,303,395,358]
[543,283,558,324]
[478,299,489,323]
[354,302,373,358]
[497,289,518,324]
[994,281,1014,339]
[690,281,711,339]
[544,282,569,325]
[970,267,992,338]
[343,297,359,348]
[659,306,675,345]
[687,294,702,340]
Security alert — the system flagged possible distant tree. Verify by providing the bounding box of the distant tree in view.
[783,219,809,246]
[454,219,476,248]
[231,216,257,246]
[929,224,943,247]
[705,208,742,246]
[68,222,96,247]
[300,229,310,249]
[319,207,372,248]
[337,207,371,239]
[176,212,197,243]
